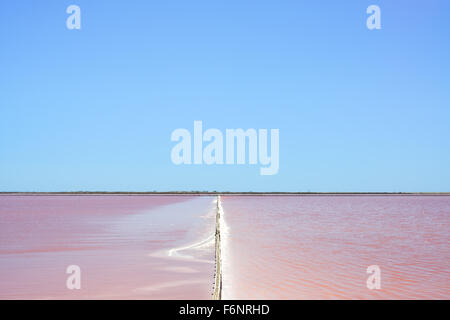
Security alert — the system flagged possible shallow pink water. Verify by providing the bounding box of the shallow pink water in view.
[222,196,450,299]
[2,195,449,300]
[0,195,216,299]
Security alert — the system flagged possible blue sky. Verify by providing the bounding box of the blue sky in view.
[1,0,449,192]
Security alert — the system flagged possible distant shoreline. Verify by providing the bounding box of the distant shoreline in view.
[1,192,449,196]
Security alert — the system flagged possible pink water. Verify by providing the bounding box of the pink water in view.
[0,195,217,299]
[221,195,450,299]
[2,195,449,300]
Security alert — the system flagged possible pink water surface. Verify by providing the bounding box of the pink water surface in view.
[221,195,450,299]
[0,195,216,299]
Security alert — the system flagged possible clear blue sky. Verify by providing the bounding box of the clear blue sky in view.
[1,0,449,192]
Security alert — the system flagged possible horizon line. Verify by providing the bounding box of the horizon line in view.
[1,191,450,196]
